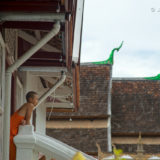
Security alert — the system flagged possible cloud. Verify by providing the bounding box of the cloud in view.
[81,0,160,77]
[113,50,160,77]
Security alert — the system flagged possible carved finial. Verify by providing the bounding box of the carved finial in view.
[96,142,108,160]
[138,132,142,143]
[136,132,144,160]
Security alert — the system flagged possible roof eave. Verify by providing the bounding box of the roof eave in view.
[72,0,85,64]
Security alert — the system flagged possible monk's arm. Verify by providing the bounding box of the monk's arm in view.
[26,105,34,125]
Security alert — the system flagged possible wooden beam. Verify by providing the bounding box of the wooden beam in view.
[112,132,160,136]
[45,103,74,109]
[39,86,72,96]
[18,30,61,53]
[43,77,71,90]
[22,51,65,61]
[34,30,41,40]
[76,65,80,109]
[73,64,80,111]
[0,1,65,13]
[43,77,58,85]
[46,114,108,120]
[21,59,65,67]
[17,37,64,59]
[112,137,160,145]
[67,18,73,70]
[46,108,74,113]
[46,119,108,129]
[17,37,64,67]
[1,21,65,31]
[28,72,64,77]
[61,0,65,6]
[40,77,48,88]
[65,21,69,69]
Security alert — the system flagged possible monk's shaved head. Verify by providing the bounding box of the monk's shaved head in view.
[26,91,38,102]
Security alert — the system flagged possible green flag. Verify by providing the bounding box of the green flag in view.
[144,74,160,80]
[92,41,124,65]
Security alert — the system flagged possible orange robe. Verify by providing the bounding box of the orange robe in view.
[10,111,24,160]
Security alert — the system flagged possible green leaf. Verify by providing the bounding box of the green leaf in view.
[113,148,123,156]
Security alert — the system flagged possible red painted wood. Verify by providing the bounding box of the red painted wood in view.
[65,21,69,69]
[21,59,65,67]
[0,1,65,13]
[18,37,64,61]
[28,52,65,60]
[1,21,65,31]
[67,19,73,71]
[72,64,80,111]
[18,50,65,61]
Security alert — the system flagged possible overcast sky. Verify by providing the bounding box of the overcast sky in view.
[80,0,160,77]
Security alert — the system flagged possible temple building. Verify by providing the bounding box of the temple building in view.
[0,1,160,160]
[46,63,160,159]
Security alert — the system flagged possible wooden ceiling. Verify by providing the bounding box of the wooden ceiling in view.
[0,0,77,69]
[0,0,81,111]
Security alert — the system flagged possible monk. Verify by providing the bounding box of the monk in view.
[10,91,38,160]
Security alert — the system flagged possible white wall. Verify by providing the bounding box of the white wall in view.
[19,71,46,134]
[36,77,46,134]
[16,77,24,110]
[35,102,46,134]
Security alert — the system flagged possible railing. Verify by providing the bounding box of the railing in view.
[14,125,97,160]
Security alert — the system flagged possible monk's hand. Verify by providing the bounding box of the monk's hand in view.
[21,120,26,125]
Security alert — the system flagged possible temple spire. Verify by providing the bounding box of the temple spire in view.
[92,41,123,65]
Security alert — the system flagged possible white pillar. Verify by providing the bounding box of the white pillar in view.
[14,125,36,160]
[36,102,46,134]
[3,72,12,160]
[0,32,5,160]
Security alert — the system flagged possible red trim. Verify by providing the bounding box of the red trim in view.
[72,64,80,111]
[1,21,65,31]
[65,21,69,69]
[0,1,65,13]
[68,19,73,70]
[65,0,74,12]
[21,60,65,67]
[65,19,73,70]
[19,51,65,61]
[18,37,65,66]
[46,108,74,113]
